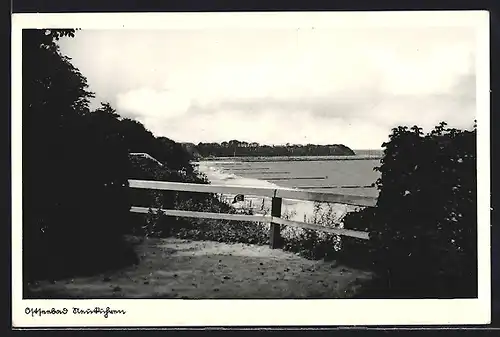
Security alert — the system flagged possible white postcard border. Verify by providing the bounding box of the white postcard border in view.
[11,11,491,327]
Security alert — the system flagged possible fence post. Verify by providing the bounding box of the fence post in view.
[270,197,282,249]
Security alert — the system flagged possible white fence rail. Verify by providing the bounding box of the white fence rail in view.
[128,179,374,247]
[128,180,377,207]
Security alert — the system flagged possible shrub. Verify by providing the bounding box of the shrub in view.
[337,207,379,270]
[172,218,270,245]
[22,29,136,283]
[343,122,477,298]
[279,203,343,260]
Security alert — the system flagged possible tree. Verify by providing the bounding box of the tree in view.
[23,29,135,283]
[23,29,96,277]
[343,122,477,298]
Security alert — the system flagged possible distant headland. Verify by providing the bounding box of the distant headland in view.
[181,140,356,159]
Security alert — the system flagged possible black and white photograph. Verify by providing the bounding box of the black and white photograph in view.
[12,11,490,327]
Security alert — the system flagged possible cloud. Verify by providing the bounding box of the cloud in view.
[111,65,476,148]
[116,88,191,120]
[58,27,477,148]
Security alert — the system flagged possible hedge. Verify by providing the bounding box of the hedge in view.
[343,122,477,298]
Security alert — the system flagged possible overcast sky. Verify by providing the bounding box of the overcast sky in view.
[58,26,477,149]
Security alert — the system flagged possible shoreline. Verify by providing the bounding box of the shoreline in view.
[196,160,364,224]
[195,154,383,162]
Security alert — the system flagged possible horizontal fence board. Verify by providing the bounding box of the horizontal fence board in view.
[270,217,370,240]
[129,179,276,198]
[295,185,375,189]
[275,189,376,207]
[241,171,291,174]
[130,206,271,223]
[267,176,327,181]
[129,206,369,239]
[230,168,270,171]
[128,179,377,207]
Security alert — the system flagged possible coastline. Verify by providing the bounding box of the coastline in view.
[197,154,383,162]
[195,160,363,224]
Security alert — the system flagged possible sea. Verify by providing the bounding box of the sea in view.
[194,149,383,224]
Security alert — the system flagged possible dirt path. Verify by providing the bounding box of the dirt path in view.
[27,237,374,299]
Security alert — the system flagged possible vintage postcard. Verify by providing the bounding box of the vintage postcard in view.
[11,11,491,327]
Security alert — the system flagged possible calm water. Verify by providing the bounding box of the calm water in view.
[195,153,382,222]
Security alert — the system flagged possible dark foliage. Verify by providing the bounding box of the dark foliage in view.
[196,140,355,157]
[119,118,194,173]
[282,229,339,261]
[343,122,477,298]
[167,217,269,246]
[22,29,216,285]
[22,29,136,283]
[338,208,379,270]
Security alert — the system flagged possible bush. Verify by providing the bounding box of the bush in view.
[343,122,477,298]
[279,203,343,260]
[22,30,137,283]
[172,218,270,245]
[338,208,379,270]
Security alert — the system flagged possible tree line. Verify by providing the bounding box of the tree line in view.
[195,140,355,157]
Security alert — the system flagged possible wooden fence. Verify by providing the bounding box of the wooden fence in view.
[128,179,377,248]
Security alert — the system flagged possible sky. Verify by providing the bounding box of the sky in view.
[57,26,477,149]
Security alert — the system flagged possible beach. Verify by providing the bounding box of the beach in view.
[195,155,381,224]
